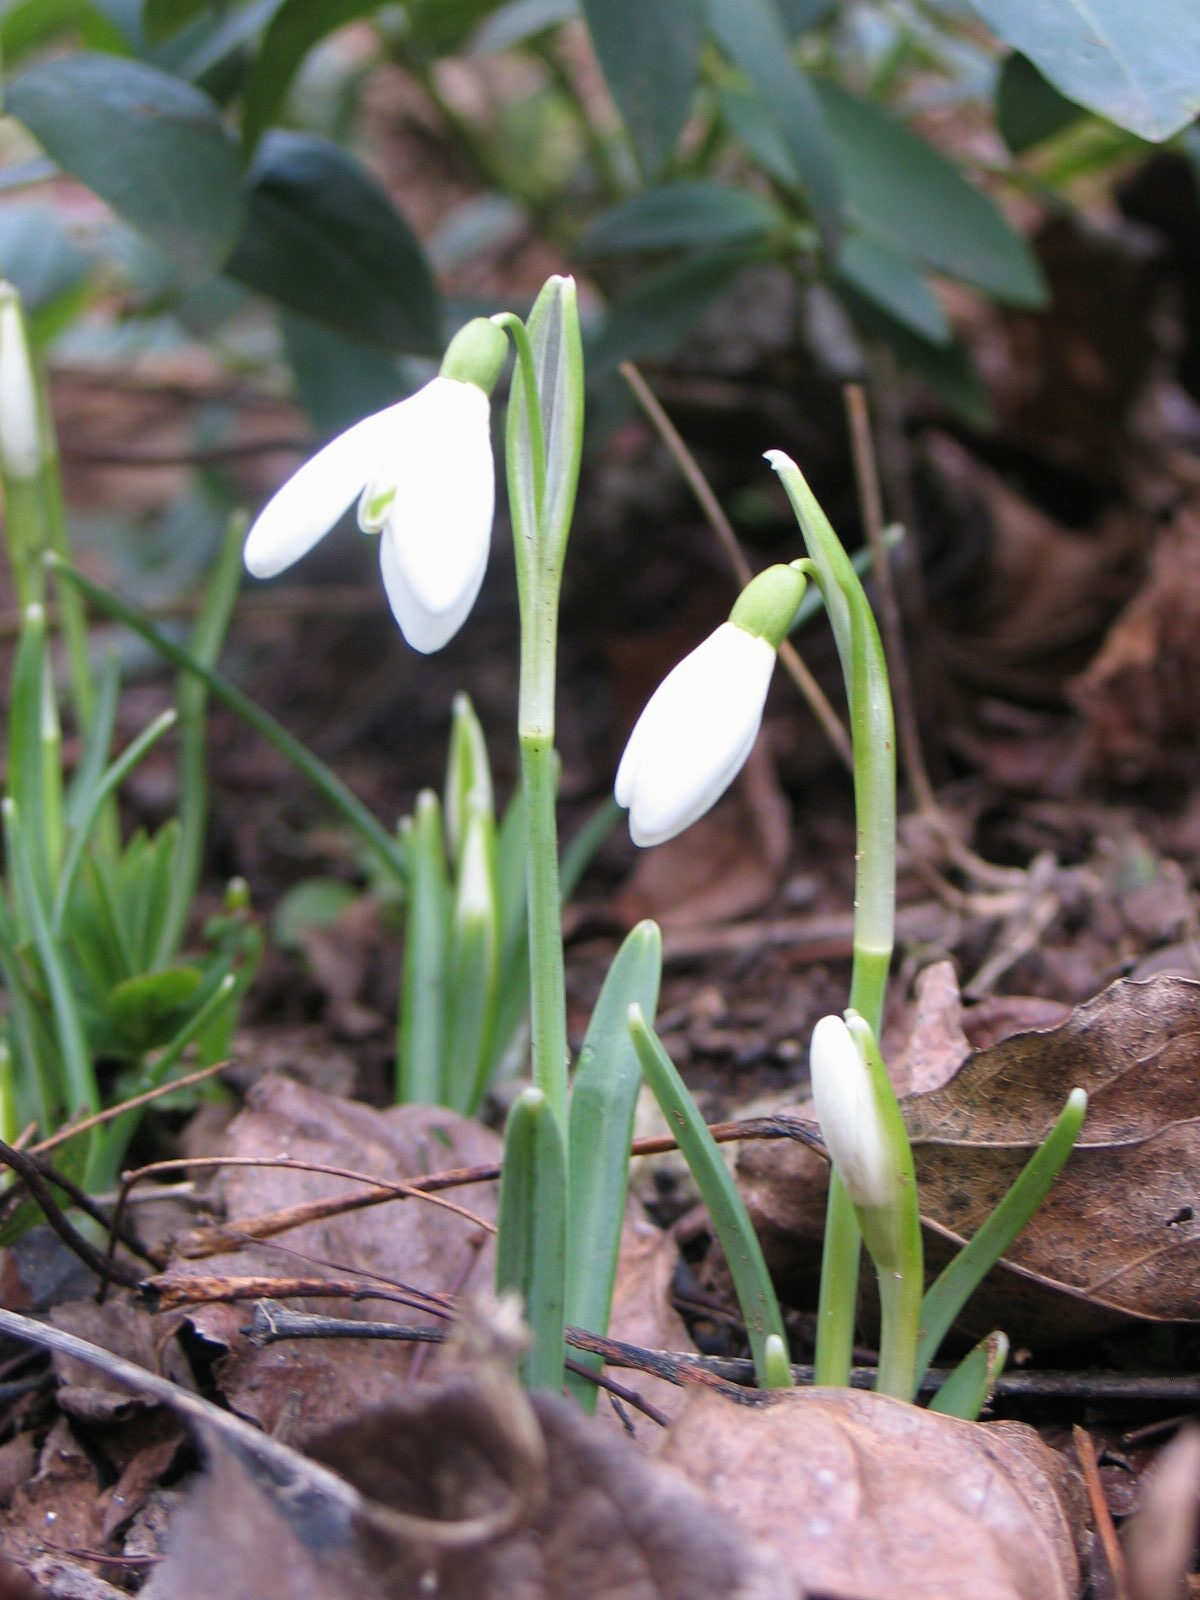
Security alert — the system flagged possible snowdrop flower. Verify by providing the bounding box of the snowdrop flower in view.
[615,562,806,847]
[808,1013,894,1209]
[0,283,44,481]
[244,317,507,653]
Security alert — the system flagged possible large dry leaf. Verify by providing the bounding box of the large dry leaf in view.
[154,1074,504,1436]
[144,1371,789,1600]
[153,1074,687,1433]
[904,973,1200,1328]
[742,974,1200,1344]
[658,1387,1083,1600]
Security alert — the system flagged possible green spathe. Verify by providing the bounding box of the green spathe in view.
[728,562,806,647]
[440,317,508,395]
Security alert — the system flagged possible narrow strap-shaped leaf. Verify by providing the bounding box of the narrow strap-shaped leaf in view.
[47,556,407,886]
[628,1004,789,1386]
[564,920,662,1409]
[495,1087,566,1391]
[915,1087,1087,1382]
[52,710,177,938]
[927,1331,1009,1421]
[2,800,99,1130]
[396,791,448,1106]
[6,605,51,911]
[155,511,246,969]
[64,651,119,836]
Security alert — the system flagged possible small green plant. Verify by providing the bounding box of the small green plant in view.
[613,447,1088,1416]
[236,270,1089,1412]
[0,283,259,1195]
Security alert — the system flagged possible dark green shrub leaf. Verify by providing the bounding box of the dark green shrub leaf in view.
[281,311,406,434]
[835,233,949,346]
[143,0,219,43]
[839,283,993,428]
[815,79,1047,308]
[996,53,1087,153]
[241,0,377,158]
[968,0,1200,143]
[582,0,705,177]
[6,54,243,276]
[587,248,757,370]
[578,181,783,255]
[707,0,842,243]
[226,131,441,352]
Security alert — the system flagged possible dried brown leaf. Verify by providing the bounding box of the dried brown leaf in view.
[145,1370,790,1600]
[155,1076,502,1436]
[743,973,1200,1345]
[658,1387,1082,1600]
[904,972,1200,1331]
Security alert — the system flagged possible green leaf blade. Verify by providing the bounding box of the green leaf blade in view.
[968,0,1200,143]
[581,0,705,177]
[7,54,243,276]
[226,132,441,353]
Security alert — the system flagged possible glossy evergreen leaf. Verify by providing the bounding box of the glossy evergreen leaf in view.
[996,52,1087,154]
[587,248,756,371]
[578,181,783,255]
[226,131,441,352]
[835,232,949,346]
[6,55,243,277]
[838,282,993,429]
[581,0,705,176]
[968,0,1200,143]
[241,0,376,158]
[707,0,842,243]
[814,79,1047,308]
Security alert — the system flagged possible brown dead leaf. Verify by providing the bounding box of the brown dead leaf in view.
[743,973,1200,1346]
[659,1387,1083,1600]
[904,972,1200,1332]
[145,1370,789,1600]
[155,1074,503,1436]
[1069,506,1200,782]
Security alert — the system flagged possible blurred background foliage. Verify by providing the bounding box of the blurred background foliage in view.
[2,0,1196,446]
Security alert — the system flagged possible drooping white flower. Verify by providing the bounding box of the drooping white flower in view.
[244,317,506,655]
[615,621,776,848]
[808,1014,893,1209]
[0,283,44,481]
[614,562,807,848]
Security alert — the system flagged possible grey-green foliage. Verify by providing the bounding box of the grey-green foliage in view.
[2,0,1185,429]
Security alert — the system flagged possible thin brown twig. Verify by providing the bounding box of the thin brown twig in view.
[119,1117,825,1266]
[1074,1424,1132,1600]
[844,383,937,815]
[105,1153,497,1298]
[0,1304,544,1551]
[618,360,854,771]
[0,1138,141,1288]
[29,1059,233,1159]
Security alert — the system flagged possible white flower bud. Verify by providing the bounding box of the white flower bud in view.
[0,285,44,480]
[808,1013,894,1209]
[615,622,776,847]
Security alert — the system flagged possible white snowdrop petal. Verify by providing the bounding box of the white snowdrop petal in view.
[382,379,494,616]
[379,524,483,654]
[616,624,776,847]
[809,1015,893,1208]
[0,293,42,480]
[243,403,404,579]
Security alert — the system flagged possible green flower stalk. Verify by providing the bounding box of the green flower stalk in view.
[767,449,897,1389]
